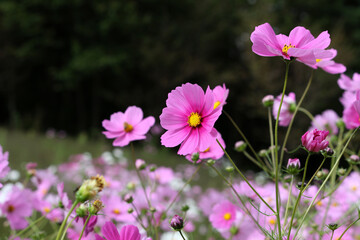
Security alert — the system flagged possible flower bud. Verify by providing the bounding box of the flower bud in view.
[336,119,345,128]
[337,168,347,176]
[191,152,200,162]
[149,207,156,213]
[75,175,106,203]
[259,149,268,157]
[89,199,104,215]
[289,103,296,113]
[76,203,88,217]
[326,223,339,231]
[170,215,184,231]
[128,208,134,214]
[286,158,301,175]
[321,147,334,158]
[230,226,239,235]
[135,159,146,170]
[234,141,247,152]
[124,194,133,203]
[262,95,274,107]
[225,166,234,173]
[301,129,329,153]
[26,162,37,177]
[207,159,215,166]
[150,166,157,172]
[348,155,360,165]
[126,182,136,190]
[181,205,189,212]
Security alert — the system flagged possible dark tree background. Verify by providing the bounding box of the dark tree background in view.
[0,0,358,154]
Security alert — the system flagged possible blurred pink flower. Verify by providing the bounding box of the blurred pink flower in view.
[209,201,238,230]
[250,23,332,66]
[301,129,329,152]
[0,187,33,230]
[338,72,360,92]
[0,145,9,188]
[309,109,339,135]
[160,83,222,155]
[95,221,141,240]
[102,106,155,147]
[272,92,296,126]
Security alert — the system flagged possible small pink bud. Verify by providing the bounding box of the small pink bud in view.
[262,95,274,107]
[135,159,146,170]
[287,158,300,169]
[301,129,329,152]
[170,214,184,231]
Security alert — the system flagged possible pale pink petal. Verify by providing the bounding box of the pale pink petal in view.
[201,87,215,116]
[124,106,143,125]
[102,119,122,132]
[320,62,346,74]
[102,130,124,139]
[198,127,217,152]
[166,86,193,115]
[338,74,353,91]
[113,134,131,147]
[276,34,288,47]
[161,127,191,148]
[288,26,314,47]
[178,128,200,155]
[250,23,282,56]
[132,116,155,135]
[302,31,331,49]
[182,83,205,113]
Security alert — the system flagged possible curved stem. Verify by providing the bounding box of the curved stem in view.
[55,200,79,240]
[217,139,276,214]
[279,71,313,167]
[78,214,91,240]
[60,217,76,240]
[12,215,45,239]
[330,230,334,240]
[179,230,186,240]
[293,127,359,239]
[298,107,314,120]
[283,175,294,225]
[268,107,276,170]
[338,217,360,240]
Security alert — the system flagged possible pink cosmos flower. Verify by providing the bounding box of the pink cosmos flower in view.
[160,83,222,155]
[250,23,331,66]
[312,49,346,74]
[309,109,339,135]
[340,91,356,109]
[272,92,296,126]
[0,145,10,188]
[343,91,360,129]
[212,84,229,109]
[301,129,329,152]
[209,201,238,230]
[95,221,141,240]
[0,187,33,230]
[338,73,360,92]
[102,106,155,147]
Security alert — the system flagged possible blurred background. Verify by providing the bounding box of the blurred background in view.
[0,0,358,170]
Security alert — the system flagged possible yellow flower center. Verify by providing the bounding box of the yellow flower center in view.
[317,201,323,207]
[213,101,221,109]
[282,44,295,55]
[223,213,231,220]
[113,208,121,215]
[7,205,15,213]
[187,112,202,127]
[316,59,322,63]
[332,202,338,207]
[352,185,357,191]
[44,207,51,213]
[124,122,133,132]
[203,147,210,153]
[269,218,276,225]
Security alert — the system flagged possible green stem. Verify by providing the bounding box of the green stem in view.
[243,151,270,172]
[78,214,91,240]
[338,218,360,239]
[298,107,314,120]
[287,152,311,240]
[60,217,76,240]
[293,127,359,239]
[279,71,313,168]
[268,107,276,171]
[217,139,276,214]
[164,164,201,214]
[179,230,186,240]
[274,61,291,239]
[303,156,326,191]
[283,175,294,226]
[12,215,45,239]
[330,230,334,240]
[55,200,79,240]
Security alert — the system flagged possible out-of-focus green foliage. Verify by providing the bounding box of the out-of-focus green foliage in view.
[0,0,358,151]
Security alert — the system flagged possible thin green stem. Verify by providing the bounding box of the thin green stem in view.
[55,200,79,240]
[298,107,314,120]
[330,230,334,240]
[217,139,276,214]
[165,164,201,214]
[283,175,294,225]
[279,71,313,168]
[12,215,45,239]
[78,214,91,240]
[287,152,311,240]
[268,107,276,170]
[338,217,360,239]
[274,61,291,239]
[60,217,76,240]
[179,230,186,240]
[303,156,326,191]
[293,127,359,239]
[243,151,270,172]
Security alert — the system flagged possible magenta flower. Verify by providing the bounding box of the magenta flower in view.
[209,201,238,230]
[95,221,141,240]
[212,84,229,109]
[301,129,329,152]
[343,91,360,129]
[0,187,33,230]
[102,106,155,147]
[250,23,331,66]
[272,92,296,126]
[287,158,300,168]
[160,83,222,155]
[309,109,339,135]
[338,73,360,92]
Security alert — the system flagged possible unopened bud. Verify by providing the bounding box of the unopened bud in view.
[191,152,200,162]
[262,95,274,107]
[326,223,339,231]
[286,158,301,175]
[181,205,189,212]
[234,141,247,152]
[337,168,347,176]
[124,194,133,203]
[322,147,334,157]
[230,226,239,235]
[259,149,268,157]
[150,166,157,172]
[225,166,234,173]
[76,203,88,217]
[207,159,215,166]
[89,199,104,215]
[75,175,106,202]
[135,159,146,170]
[170,215,184,231]
[348,155,360,165]
[336,119,345,128]
[126,182,136,190]
[128,208,134,214]
[289,103,296,113]
[150,207,156,213]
